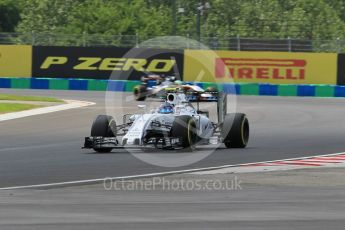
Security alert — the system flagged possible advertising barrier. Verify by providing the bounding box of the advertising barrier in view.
[0,45,32,77]
[184,50,337,85]
[32,46,184,80]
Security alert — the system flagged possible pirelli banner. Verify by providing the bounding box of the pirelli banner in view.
[184,50,337,85]
[0,45,32,77]
[32,46,184,80]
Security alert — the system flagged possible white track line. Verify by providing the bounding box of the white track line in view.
[0,100,95,122]
[1,151,345,190]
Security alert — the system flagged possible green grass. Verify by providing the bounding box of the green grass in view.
[0,103,42,114]
[0,94,63,102]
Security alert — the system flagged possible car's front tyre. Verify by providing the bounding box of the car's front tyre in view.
[171,115,197,150]
[221,113,249,148]
[133,85,147,101]
[205,86,218,93]
[91,115,116,153]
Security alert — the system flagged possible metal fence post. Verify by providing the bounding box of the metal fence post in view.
[82,31,87,46]
[135,32,139,48]
[31,31,35,45]
[237,35,241,51]
[288,36,292,52]
[337,37,341,53]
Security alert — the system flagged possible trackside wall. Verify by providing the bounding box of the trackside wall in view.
[1,45,345,97]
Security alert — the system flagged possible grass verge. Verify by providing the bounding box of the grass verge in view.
[0,103,42,114]
[0,94,63,102]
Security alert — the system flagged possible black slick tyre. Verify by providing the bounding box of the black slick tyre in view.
[91,115,116,153]
[171,115,197,150]
[221,113,249,148]
[133,85,147,101]
[205,86,218,93]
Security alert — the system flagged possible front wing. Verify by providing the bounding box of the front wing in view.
[83,136,183,150]
[83,137,119,150]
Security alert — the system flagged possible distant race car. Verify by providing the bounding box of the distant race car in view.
[133,75,218,101]
[83,89,249,153]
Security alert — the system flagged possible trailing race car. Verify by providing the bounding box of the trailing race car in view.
[133,74,218,101]
[83,90,249,152]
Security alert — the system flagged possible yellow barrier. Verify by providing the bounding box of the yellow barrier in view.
[0,45,32,77]
[184,50,337,85]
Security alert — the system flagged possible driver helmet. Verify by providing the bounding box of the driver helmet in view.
[158,102,174,114]
[174,80,183,85]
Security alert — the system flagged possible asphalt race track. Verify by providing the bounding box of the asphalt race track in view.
[1,88,345,188]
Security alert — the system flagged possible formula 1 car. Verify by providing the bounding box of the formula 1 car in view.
[133,75,218,101]
[83,89,249,153]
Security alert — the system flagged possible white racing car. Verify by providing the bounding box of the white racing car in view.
[133,75,217,101]
[83,89,249,152]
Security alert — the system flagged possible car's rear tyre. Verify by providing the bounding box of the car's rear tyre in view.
[205,86,218,93]
[133,85,147,101]
[91,115,116,153]
[171,115,197,150]
[221,113,249,148]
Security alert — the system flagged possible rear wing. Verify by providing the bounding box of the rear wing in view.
[185,90,218,102]
[187,90,227,124]
[164,88,227,123]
